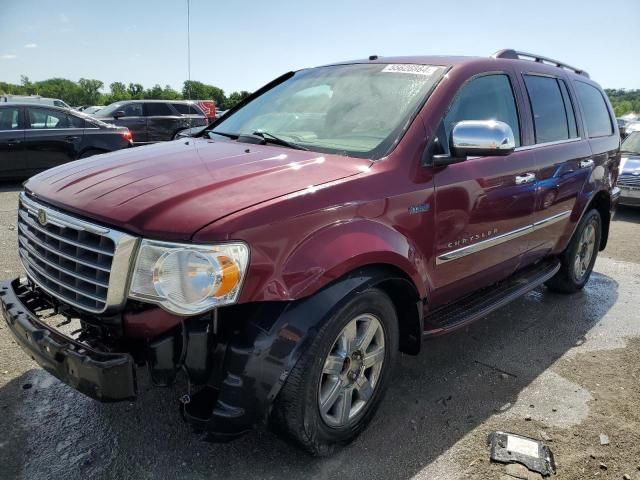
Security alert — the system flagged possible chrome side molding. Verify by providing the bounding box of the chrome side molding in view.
[436,210,571,265]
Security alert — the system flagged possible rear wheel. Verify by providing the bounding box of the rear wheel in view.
[271,288,398,455]
[546,209,601,293]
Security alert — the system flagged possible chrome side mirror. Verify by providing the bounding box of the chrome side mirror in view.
[451,120,515,158]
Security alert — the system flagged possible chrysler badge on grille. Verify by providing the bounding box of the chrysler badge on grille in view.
[37,209,47,226]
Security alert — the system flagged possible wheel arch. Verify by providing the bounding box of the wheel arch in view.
[587,190,611,251]
[278,218,430,301]
[203,264,424,434]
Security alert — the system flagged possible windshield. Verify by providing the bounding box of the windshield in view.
[212,63,446,159]
[622,132,640,154]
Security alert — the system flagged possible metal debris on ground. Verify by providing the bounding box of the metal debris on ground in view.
[488,431,556,477]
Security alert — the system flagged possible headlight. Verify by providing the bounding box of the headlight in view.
[129,240,249,315]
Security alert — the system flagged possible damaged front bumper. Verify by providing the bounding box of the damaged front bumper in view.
[1,270,376,441]
[0,277,268,439]
[0,279,136,402]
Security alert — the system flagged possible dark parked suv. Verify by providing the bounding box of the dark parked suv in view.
[1,50,620,455]
[0,103,131,179]
[93,100,208,145]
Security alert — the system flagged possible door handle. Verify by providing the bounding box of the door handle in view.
[579,158,594,169]
[515,172,536,185]
[7,138,22,145]
[65,135,80,142]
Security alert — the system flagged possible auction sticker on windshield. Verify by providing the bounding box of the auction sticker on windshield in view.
[381,64,442,76]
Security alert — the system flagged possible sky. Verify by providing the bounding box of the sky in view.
[0,0,638,94]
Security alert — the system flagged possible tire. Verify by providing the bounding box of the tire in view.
[270,288,399,456]
[545,209,601,294]
[78,149,105,159]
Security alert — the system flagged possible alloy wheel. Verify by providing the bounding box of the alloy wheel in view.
[574,221,596,280]
[318,313,385,428]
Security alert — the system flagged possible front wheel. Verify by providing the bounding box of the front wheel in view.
[270,288,398,455]
[546,209,601,293]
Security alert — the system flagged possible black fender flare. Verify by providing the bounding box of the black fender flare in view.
[184,265,421,437]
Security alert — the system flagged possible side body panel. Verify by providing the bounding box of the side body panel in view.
[418,63,539,306]
[111,103,147,143]
[24,106,84,171]
[145,103,183,143]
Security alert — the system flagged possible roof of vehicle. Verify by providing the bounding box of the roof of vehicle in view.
[0,102,73,110]
[325,49,592,80]
[108,99,202,104]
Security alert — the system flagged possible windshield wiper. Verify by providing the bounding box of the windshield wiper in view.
[207,130,239,139]
[251,131,309,151]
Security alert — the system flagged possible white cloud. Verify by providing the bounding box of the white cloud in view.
[1,54,17,60]
[58,13,69,23]
[24,43,37,49]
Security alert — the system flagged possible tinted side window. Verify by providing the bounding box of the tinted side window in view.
[0,107,22,130]
[574,81,613,138]
[444,74,521,147]
[28,108,70,129]
[523,75,570,143]
[122,103,144,116]
[145,103,174,116]
[171,103,203,115]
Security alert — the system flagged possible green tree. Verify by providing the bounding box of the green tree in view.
[160,84,181,100]
[145,84,164,99]
[20,75,35,95]
[78,78,104,105]
[127,83,144,99]
[32,78,82,105]
[107,81,130,102]
[224,90,251,109]
[182,80,226,106]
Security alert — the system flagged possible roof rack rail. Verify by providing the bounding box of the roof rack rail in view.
[491,49,589,78]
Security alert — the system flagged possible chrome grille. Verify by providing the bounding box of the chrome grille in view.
[17,193,138,313]
[618,174,640,187]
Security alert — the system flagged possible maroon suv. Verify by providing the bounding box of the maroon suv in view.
[1,49,621,454]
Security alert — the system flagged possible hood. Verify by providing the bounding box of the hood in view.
[25,138,371,240]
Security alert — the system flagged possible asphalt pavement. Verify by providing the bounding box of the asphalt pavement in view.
[0,182,638,480]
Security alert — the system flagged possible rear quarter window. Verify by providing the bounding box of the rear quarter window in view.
[171,103,204,115]
[574,81,613,138]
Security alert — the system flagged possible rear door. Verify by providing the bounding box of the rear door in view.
[172,102,208,128]
[115,102,147,144]
[24,107,85,172]
[516,73,595,262]
[573,80,620,187]
[431,72,538,302]
[0,105,28,179]
[145,102,181,142]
